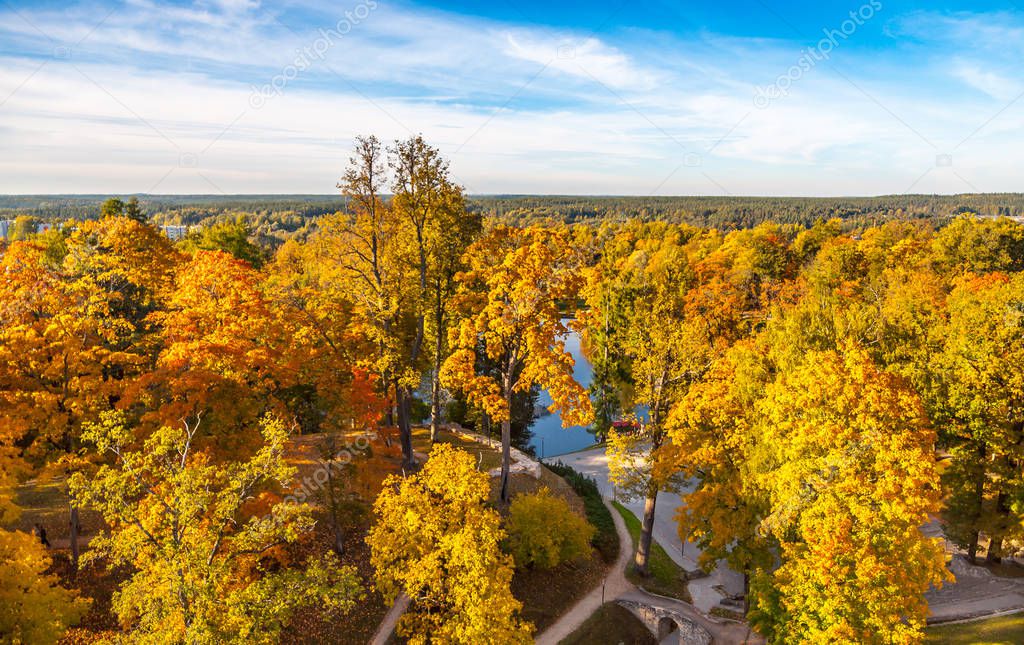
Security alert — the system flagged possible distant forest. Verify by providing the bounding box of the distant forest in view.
[4,193,1024,241]
[471,194,1024,227]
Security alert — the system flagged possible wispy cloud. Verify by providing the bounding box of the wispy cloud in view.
[951,60,1023,101]
[502,32,661,91]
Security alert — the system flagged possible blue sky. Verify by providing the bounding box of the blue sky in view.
[0,0,1022,195]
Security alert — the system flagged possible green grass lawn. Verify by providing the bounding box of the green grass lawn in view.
[926,613,1024,644]
[612,501,692,603]
[558,602,657,645]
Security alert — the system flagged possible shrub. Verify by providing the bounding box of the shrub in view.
[506,487,595,569]
[546,461,619,562]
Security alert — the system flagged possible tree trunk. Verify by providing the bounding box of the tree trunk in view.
[499,377,513,504]
[69,503,80,571]
[988,491,1011,564]
[429,291,444,443]
[743,571,750,613]
[429,378,441,443]
[988,535,1004,564]
[968,442,987,564]
[397,386,415,470]
[968,531,981,564]
[325,468,345,556]
[635,492,658,577]
[383,372,394,427]
[333,526,346,557]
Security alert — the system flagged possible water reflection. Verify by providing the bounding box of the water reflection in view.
[527,323,599,458]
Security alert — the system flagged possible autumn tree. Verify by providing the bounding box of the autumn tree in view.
[939,272,1024,563]
[135,250,298,453]
[0,529,90,644]
[441,225,592,502]
[327,135,417,463]
[366,444,532,643]
[0,366,89,643]
[584,223,740,575]
[505,487,594,569]
[0,241,138,567]
[667,340,774,598]
[389,136,480,442]
[9,215,38,241]
[263,238,385,437]
[63,215,181,338]
[749,350,948,643]
[321,135,479,465]
[70,412,361,643]
[931,214,1024,274]
[669,220,957,630]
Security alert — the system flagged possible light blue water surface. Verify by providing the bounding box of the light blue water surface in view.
[527,324,599,458]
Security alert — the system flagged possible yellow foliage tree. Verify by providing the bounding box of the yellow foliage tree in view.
[366,443,532,644]
[506,487,594,569]
[667,339,773,580]
[939,272,1024,563]
[0,240,138,567]
[62,216,182,329]
[751,349,949,644]
[69,413,361,644]
[0,528,90,644]
[441,225,592,502]
[585,225,732,574]
[326,135,416,464]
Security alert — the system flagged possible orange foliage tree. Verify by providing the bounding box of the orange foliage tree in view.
[0,240,141,567]
[132,250,299,453]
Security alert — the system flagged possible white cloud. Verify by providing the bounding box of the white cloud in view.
[1,2,1024,194]
[502,32,661,91]
[951,60,1023,102]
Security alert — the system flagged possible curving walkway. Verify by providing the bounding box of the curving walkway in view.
[536,498,636,644]
[552,446,746,612]
[538,497,757,644]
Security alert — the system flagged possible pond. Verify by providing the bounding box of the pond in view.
[527,323,601,458]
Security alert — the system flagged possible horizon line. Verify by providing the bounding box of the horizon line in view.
[0,192,1021,200]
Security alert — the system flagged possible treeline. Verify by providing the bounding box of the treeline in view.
[7,193,1024,240]
[0,194,347,221]
[0,195,349,248]
[473,194,1024,227]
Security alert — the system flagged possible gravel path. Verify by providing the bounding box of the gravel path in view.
[535,498,637,644]
[550,446,746,609]
[537,495,758,644]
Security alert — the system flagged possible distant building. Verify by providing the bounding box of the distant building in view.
[0,220,12,240]
[161,225,189,241]
[36,222,55,234]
